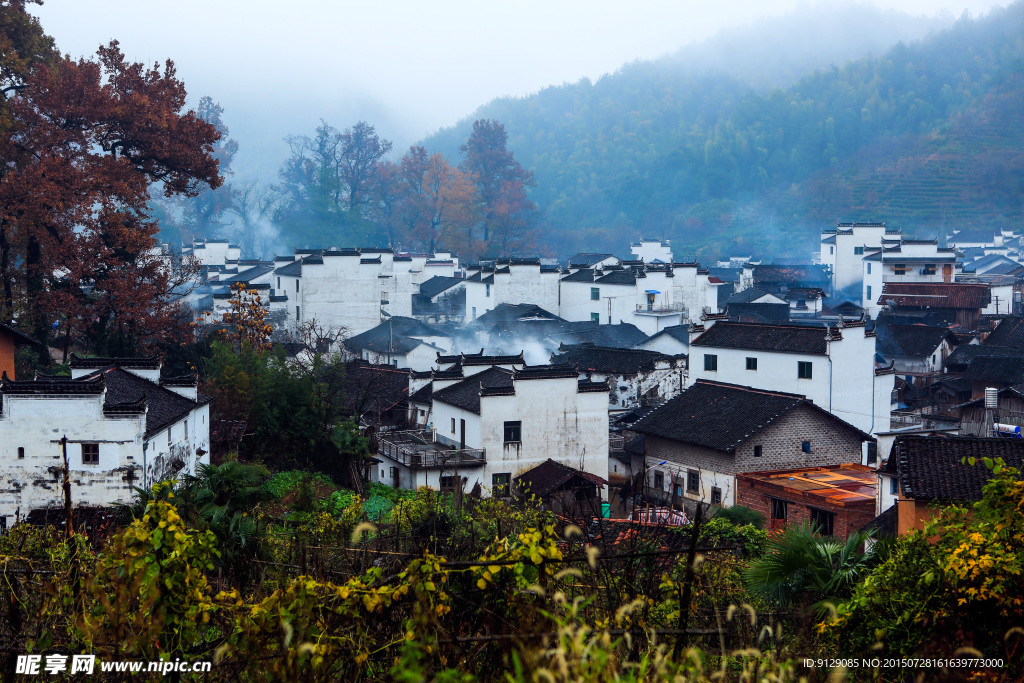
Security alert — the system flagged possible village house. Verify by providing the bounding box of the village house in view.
[559,262,721,334]
[551,344,686,412]
[819,221,894,294]
[862,244,961,318]
[632,380,875,511]
[687,320,893,435]
[342,317,454,371]
[513,458,607,518]
[874,324,959,376]
[735,464,877,538]
[738,264,831,300]
[376,360,609,498]
[0,355,211,530]
[878,435,1024,535]
[463,259,562,321]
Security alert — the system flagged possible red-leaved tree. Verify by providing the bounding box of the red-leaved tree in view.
[0,3,221,356]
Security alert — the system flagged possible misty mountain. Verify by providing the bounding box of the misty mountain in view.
[421,2,1023,261]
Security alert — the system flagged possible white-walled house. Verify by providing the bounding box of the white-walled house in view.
[688,320,893,435]
[374,362,609,497]
[632,380,875,510]
[463,259,562,321]
[558,263,722,335]
[0,356,211,529]
[551,344,686,412]
[861,240,958,318]
[819,222,892,294]
[630,239,674,263]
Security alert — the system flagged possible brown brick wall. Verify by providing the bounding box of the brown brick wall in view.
[736,479,876,540]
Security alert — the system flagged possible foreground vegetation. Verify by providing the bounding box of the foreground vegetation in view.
[0,459,1021,681]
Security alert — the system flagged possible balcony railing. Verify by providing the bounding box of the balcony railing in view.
[635,303,686,315]
[377,429,485,469]
[890,410,923,429]
[609,434,625,451]
[881,273,944,283]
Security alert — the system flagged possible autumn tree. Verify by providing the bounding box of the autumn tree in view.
[392,146,477,252]
[0,5,221,356]
[460,119,539,256]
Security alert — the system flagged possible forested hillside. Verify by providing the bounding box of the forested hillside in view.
[423,3,1024,261]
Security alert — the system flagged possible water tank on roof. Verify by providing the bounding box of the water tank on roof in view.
[985,387,999,409]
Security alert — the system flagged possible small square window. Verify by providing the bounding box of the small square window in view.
[745,357,757,370]
[591,287,600,301]
[492,473,511,497]
[854,247,864,255]
[798,361,813,379]
[81,443,99,465]
[503,420,521,443]
[802,441,812,453]
[440,476,459,492]
[711,487,722,505]
[686,470,699,494]
[17,447,25,459]
[591,312,600,323]
[753,445,762,457]
[771,498,788,520]
[704,354,718,371]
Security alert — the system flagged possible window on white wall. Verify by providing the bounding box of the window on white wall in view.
[798,361,813,379]
[81,443,99,465]
[686,470,699,494]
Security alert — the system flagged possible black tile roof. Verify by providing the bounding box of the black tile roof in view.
[514,459,606,497]
[726,302,791,324]
[0,373,105,396]
[875,325,957,358]
[92,368,206,437]
[69,353,161,370]
[344,317,452,355]
[984,316,1024,349]
[751,264,830,286]
[860,505,898,539]
[596,269,639,286]
[632,380,811,452]
[220,264,274,283]
[690,321,832,355]
[552,344,676,375]
[418,276,464,299]
[725,288,775,304]
[884,435,1024,501]
[645,325,690,345]
[0,322,38,346]
[274,259,303,276]
[432,367,514,414]
[944,344,1024,383]
[561,268,596,283]
[467,304,563,327]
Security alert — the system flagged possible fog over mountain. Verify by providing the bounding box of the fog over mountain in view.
[31,1,979,183]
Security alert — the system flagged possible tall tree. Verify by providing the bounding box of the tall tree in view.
[459,119,538,255]
[0,4,221,354]
[276,120,392,247]
[154,96,238,245]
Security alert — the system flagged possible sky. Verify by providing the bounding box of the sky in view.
[31,0,1006,181]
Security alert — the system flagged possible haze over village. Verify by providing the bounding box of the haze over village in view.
[0,0,1022,680]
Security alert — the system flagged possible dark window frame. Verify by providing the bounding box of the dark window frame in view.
[770,498,788,520]
[753,444,762,457]
[653,470,664,490]
[798,361,813,379]
[745,357,757,370]
[503,420,522,444]
[590,287,600,301]
[81,443,99,465]
[492,472,511,497]
[711,487,722,505]
[686,470,699,494]
[809,507,835,536]
[704,354,718,371]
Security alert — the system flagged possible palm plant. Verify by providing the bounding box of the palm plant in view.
[742,522,879,616]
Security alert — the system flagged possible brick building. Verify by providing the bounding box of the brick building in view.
[735,464,877,539]
[632,380,874,511]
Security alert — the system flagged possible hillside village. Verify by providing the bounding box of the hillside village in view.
[5,221,1024,544]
